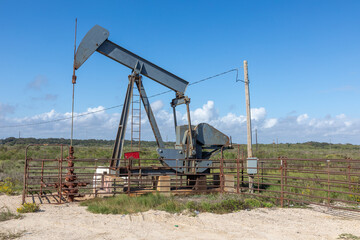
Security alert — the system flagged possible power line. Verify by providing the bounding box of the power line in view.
[189,68,241,85]
[0,68,240,128]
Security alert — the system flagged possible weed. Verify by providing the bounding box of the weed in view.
[185,201,197,210]
[16,203,39,213]
[0,178,16,195]
[158,200,184,213]
[0,208,22,222]
[244,198,261,208]
[81,194,170,214]
[338,233,360,240]
[81,194,275,215]
[0,230,25,240]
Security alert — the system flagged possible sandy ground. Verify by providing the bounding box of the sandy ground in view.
[1,195,360,240]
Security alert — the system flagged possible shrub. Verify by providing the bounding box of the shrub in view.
[0,177,16,195]
[262,202,274,208]
[244,198,261,208]
[16,203,39,213]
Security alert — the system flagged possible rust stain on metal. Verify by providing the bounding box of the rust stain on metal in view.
[62,146,88,202]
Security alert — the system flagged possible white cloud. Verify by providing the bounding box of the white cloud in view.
[151,100,164,113]
[336,114,346,119]
[263,118,278,129]
[251,107,266,121]
[297,114,309,124]
[220,113,246,125]
[344,121,352,127]
[1,101,359,144]
[189,100,218,124]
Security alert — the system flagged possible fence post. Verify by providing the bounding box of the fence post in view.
[59,146,63,203]
[94,164,98,198]
[241,150,244,187]
[261,161,264,184]
[22,146,30,205]
[327,160,330,207]
[40,160,45,196]
[284,158,288,185]
[280,159,284,208]
[139,157,142,188]
[175,159,178,191]
[257,161,260,193]
[220,148,224,193]
[127,158,131,195]
[348,158,352,192]
[237,146,240,194]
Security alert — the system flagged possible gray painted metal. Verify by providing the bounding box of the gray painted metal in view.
[135,79,165,149]
[97,40,188,93]
[158,148,212,174]
[247,157,258,175]
[176,125,190,146]
[195,123,230,146]
[172,106,177,133]
[74,25,109,70]
[158,148,184,169]
[158,123,230,173]
[75,25,188,94]
[111,76,135,168]
[171,97,186,107]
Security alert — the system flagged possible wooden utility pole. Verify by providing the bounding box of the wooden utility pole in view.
[244,60,254,192]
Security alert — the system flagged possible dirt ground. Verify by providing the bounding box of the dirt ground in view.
[1,195,360,240]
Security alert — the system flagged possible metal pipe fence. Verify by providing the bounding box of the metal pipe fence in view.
[22,145,360,213]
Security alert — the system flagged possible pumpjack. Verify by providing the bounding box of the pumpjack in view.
[74,25,231,175]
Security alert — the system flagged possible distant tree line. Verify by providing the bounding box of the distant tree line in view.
[0,137,175,148]
[1,137,357,149]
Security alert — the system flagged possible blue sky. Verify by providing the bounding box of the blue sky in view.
[0,0,359,144]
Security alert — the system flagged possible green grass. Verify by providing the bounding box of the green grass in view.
[80,194,183,214]
[0,208,22,222]
[1,138,360,202]
[80,193,274,215]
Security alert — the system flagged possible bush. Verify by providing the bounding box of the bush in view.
[16,203,39,213]
[244,198,262,208]
[0,177,16,195]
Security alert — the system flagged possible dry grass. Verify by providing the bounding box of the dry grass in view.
[0,208,22,222]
